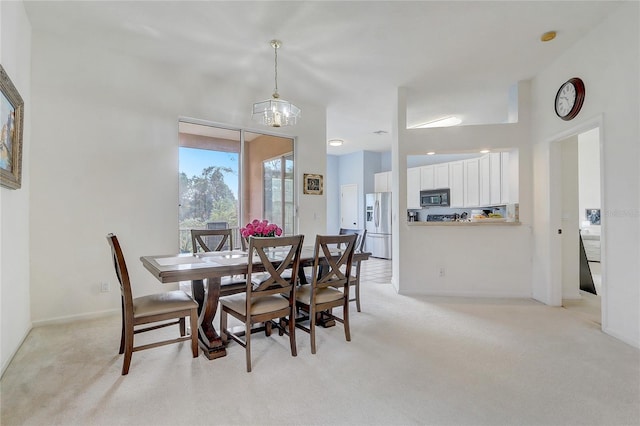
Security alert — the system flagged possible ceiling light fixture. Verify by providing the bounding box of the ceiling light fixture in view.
[252,40,301,127]
[480,149,490,154]
[412,116,462,129]
[328,139,343,147]
[540,31,557,42]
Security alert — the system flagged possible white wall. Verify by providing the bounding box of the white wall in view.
[28,32,327,324]
[326,155,340,233]
[560,137,580,299]
[0,0,32,374]
[531,2,639,347]
[393,81,533,298]
[578,128,601,234]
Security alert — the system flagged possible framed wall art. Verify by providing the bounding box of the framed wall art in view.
[0,65,24,190]
[303,173,323,195]
[586,208,601,225]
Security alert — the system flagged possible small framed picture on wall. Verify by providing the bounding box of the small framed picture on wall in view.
[303,173,323,195]
[586,208,601,225]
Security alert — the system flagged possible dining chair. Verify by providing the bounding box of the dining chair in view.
[191,228,247,296]
[191,228,233,253]
[338,228,367,312]
[294,233,357,354]
[106,233,198,375]
[219,234,304,372]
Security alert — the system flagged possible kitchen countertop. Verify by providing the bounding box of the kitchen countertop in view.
[407,220,521,226]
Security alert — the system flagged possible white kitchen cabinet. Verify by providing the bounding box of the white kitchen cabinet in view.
[434,163,449,189]
[501,152,510,204]
[489,153,502,205]
[479,154,491,206]
[407,167,421,209]
[420,165,435,190]
[449,161,464,207]
[464,158,480,207]
[374,171,392,193]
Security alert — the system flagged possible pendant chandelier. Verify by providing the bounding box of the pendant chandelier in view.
[252,40,301,127]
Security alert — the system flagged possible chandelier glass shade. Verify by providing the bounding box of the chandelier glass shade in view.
[252,40,301,127]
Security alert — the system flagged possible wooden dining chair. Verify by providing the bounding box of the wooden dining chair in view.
[219,234,304,372]
[191,228,233,253]
[294,234,357,354]
[191,228,246,296]
[106,233,199,375]
[339,228,367,312]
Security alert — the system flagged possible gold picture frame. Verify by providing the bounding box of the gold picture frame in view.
[303,173,323,195]
[0,65,24,190]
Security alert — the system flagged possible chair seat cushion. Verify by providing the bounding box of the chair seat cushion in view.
[133,290,197,318]
[296,284,344,305]
[220,294,289,316]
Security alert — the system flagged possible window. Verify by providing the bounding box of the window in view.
[178,121,294,251]
[263,153,294,236]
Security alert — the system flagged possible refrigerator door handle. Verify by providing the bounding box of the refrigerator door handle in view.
[375,200,380,228]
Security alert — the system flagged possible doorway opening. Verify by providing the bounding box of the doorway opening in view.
[553,126,603,325]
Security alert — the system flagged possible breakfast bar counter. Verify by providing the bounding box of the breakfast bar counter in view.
[407,221,521,226]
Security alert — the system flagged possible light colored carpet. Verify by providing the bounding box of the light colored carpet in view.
[2,259,639,426]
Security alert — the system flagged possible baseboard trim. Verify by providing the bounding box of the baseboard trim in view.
[397,290,532,299]
[1,326,32,379]
[602,325,640,349]
[31,308,119,327]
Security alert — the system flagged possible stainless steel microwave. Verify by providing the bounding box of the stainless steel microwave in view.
[420,188,450,207]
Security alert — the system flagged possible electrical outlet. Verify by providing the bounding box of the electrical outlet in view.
[100,282,110,293]
[439,267,446,278]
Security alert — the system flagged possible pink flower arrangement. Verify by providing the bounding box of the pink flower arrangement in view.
[240,219,283,238]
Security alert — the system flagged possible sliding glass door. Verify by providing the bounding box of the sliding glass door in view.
[178,121,294,251]
[263,153,294,236]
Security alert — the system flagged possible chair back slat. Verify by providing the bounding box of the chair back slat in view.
[312,234,357,290]
[191,229,233,253]
[106,234,134,312]
[247,235,304,294]
[338,228,366,252]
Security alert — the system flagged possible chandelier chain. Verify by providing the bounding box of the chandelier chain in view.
[273,43,279,98]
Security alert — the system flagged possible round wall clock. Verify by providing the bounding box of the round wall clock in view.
[554,77,585,121]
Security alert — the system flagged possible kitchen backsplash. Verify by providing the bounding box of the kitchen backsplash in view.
[408,206,506,222]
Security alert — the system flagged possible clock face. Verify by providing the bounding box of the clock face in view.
[555,77,585,121]
[555,82,576,117]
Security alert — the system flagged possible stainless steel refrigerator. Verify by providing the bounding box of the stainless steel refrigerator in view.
[365,192,392,259]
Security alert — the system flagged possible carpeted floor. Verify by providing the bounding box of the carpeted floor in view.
[1,259,639,426]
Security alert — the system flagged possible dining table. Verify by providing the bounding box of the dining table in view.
[140,246,370,360]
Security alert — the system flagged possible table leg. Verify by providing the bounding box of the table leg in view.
[191,278,227,359]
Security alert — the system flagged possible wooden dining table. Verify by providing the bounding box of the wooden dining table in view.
[140,246,370,360]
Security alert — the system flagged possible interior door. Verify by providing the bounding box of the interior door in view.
[340,184,359,229]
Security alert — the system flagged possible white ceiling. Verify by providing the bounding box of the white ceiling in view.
[24,1,621,155]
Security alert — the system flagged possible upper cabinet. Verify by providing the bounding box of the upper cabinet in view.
[420,163,448,191]
[374,171,392,193]
[500,152,510,204]
[448,161,464,208]
[464,158,480,207]
[420,165,435,190]
[407,150,516,208]
[489,152,502,205]
[407,168,421,209]
[434,163,449,189]
[479,154,491,206]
